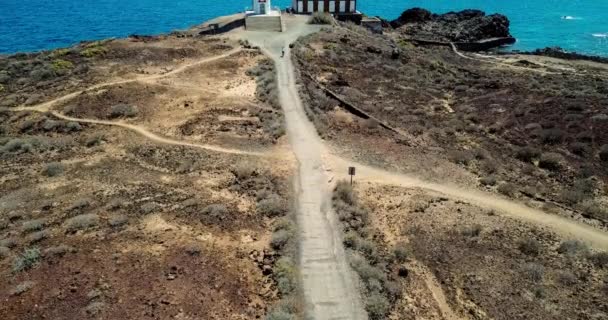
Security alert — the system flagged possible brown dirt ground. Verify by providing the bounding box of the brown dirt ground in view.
[0,35,293,320]
[359,183,608,320]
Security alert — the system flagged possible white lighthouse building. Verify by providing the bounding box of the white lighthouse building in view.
[246,0,283,31]
[252,0,272,15]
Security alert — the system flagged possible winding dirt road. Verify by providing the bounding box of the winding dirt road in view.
[21,47,242,112]
[49,111,265,156]
[328,156,608,250]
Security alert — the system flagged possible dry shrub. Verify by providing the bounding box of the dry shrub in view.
[498,183,517,197]
[257,195,287,217]
[309,12,333,25]
[538,152,564,171]
[64,214,99,232]
[522,263,544,282]
[42,162,64,177]
[518,238,541,256]
[516,146,540,162]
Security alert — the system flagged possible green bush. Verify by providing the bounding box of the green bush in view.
[557,240,588,256]
[308,12,333,25]
[538,152,564,171]
[366,292,390,320]
[80,44,108,58]
[480,176,497,186]
[27,230,49,244]
[515,147,541,162]
[109,104,138,118]
[561,190,586,205]
[579,200,608,221]
[350,254,387,287]
[108,215,128,227]
[358,239,379,261]
[106,198,126,210]
[0,246,10,259]
[498,183,517,197]
[522,263,544,282]
[30,66,56,81]
[64,214,99,232]
[599,145,608,162]
[12,248,41,272]
[68,198,91,211]
[557,271,578,286]
[42,162,64,177]
[201,204,227,219]
[0,238,17,248]
[449,150,472,166]
[51,59,74,72]
[334,181,356,205]
[570,142,588,156]
[257,195,287,217]
[462,224,483,237]
[22,219,45,232]
[42,119,64,131]
[43,245,73,257]
[518,238,541,256]
[232,162,256,180]
[49,48,70,58]
[274,257,297,295]
[85,134,104,147]
[65,121,82,132]
[140,202,157,214]
[539,128,565,145]
[9,281,35,296]
[343,231,361,249]
[265,309,294,320]
[271,229,292,250]
[19,119,36,132]
[393,242,408,262]
[589,251,608,268]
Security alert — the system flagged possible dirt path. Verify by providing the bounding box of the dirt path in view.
[22,47,243,112]
[328,156,608,250]
[235,16,368,320]
[45,111,265,156]
[408,260,462,320]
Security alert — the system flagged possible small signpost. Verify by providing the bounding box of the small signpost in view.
[348,166,356,185]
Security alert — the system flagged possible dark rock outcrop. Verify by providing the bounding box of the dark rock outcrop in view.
[390,8,432,27]
[391,8,513,43]
[527,47,608,64]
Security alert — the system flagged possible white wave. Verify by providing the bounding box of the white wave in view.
[561,16,581,20]
[592,33,608,38]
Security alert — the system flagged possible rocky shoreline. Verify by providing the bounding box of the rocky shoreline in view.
[389,8,513,43]
[521,46,608,64]
[386,7,606,61]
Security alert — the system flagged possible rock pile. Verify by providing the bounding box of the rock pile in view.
[391,8,512,43]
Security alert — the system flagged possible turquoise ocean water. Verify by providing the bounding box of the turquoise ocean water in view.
[1,0,607,56]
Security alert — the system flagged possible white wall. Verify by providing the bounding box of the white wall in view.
[253,0,271,14]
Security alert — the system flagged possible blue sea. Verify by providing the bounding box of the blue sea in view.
[1,0,607,56]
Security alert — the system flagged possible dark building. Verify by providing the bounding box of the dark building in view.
[291,0,358,14]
